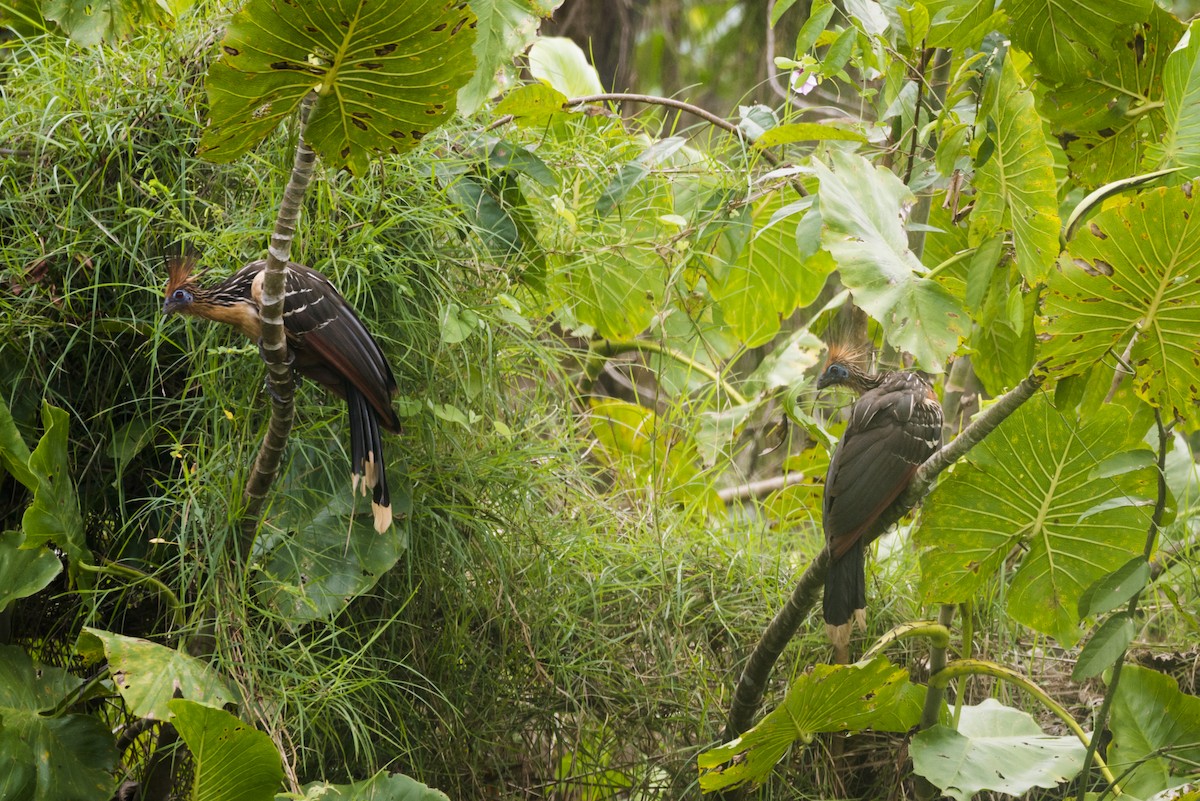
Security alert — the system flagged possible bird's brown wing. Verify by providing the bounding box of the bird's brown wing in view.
[823,373,942,559]
[279,263,401,433]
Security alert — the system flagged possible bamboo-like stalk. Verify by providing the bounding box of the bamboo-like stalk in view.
[238,93,318,553]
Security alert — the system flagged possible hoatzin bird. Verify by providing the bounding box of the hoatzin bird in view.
[817,346,942,659]
[163,258,401,533]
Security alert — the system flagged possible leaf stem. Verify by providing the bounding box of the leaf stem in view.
[930,658,1118,787]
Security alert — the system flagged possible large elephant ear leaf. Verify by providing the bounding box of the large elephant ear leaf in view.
[915,396,1154,645]
[1038,186,1200,424]
[199,0,477,174]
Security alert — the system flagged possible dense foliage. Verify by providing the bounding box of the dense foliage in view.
[1,0,1199,799]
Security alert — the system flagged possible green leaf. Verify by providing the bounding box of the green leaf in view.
[42,0,175,47]
[924,0,1001,50]
[1078,555,1151,617]
[1146,19,1200,175]
[1043,8,1182,189]
[0,395,35,490]
[1109,666,1200,798]
[697,657,922,792]
[970,56,1060,283]
[1038,186,1200,423]
[968,259,1036,395]
[706,190,835,347]
[199,0,475,174]
[171,699,283,801]
[488,139,556,187]
[22,402,89,573]
[911,699,1087,801]
[916,397,1153,645]
[0,645,116,801]
[254,453,410,623]
[446,175,521,256]
[106,417,155,469]
[0,530,60,614]
[794,1,833,54]
[76,628,235,720]
[527,36,604,98]
[1007,0,1152,84]
[814,150,964,369]
[753,123,867,147]
[458,0,557,115]
[1072,613,1137,681]
[493,82,569,126]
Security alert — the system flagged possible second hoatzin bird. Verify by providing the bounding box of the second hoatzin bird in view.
[817,346,942,657]
[163,257,401,533]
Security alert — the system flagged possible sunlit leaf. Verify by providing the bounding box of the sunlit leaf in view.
[911,699,1086,801]
[21,402,89,576]
[171,699,283,801]
[527,35,603,98]
[814,150,963,369]
[1038,186,1200,423]
[200,0,475,174]
[697,657,922,791]
[493,82,569,125]
[75,628,235,720]
[1078,556,1151,618]
[916,397,1153,645]
[970,56,1060,283]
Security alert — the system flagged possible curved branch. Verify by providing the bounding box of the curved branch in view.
[239,93,318,552]
[722,369,1046,740]
[582,339,750,405]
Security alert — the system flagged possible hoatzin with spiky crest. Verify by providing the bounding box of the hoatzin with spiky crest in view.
[163,257,401,533]
[817,344,942,659]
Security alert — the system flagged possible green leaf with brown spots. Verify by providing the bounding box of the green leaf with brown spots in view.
[200,0,476,175]
[970,56,1060,283]
[1039,186,1200,422]
[1006,0,1152,84]
[42,0,177,47]
[1041,7,1182,189]
[915,396,1154,646]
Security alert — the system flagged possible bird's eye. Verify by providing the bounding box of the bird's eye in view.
[831,364,848,379]
[172,289,189,302]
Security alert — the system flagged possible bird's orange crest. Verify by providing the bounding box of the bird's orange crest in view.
[164,256,201,295]
[821,340,873,374]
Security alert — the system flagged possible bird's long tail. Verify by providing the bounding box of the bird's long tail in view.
[824,541,867,661]
[347,386,392,533]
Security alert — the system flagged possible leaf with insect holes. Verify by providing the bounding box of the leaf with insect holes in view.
[200,0,476,175]
[1038,185,1200,424]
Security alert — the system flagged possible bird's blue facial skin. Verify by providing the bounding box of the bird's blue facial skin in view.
[817,363,850,389]
[162,288,193,315]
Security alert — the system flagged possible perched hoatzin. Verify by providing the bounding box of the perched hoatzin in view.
[163,258,401,533]
[817,346,942,657]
